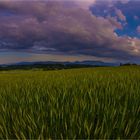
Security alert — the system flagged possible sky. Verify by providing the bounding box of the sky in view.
[0,0,140,64]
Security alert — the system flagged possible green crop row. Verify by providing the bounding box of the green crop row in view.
[0,66,140,139]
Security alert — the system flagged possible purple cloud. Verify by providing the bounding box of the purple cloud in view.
[137,26,140,34]
[0,0,140,62]
[115,8,126,21]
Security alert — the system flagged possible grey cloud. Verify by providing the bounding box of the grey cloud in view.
[0,0,140,61]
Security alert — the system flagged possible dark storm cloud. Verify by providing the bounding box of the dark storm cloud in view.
[0,0,140,61]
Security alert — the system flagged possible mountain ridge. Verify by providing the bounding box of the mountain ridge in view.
[0,60,117,67]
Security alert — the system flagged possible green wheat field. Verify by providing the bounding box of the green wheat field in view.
[0,66,140,139]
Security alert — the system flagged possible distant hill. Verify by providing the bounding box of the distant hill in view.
[0,60,118,71]
[5,60,117,66]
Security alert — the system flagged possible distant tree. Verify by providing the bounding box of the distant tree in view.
[120,63,137,66]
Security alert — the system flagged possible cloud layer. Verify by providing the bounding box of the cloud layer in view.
[0,0,140,62]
